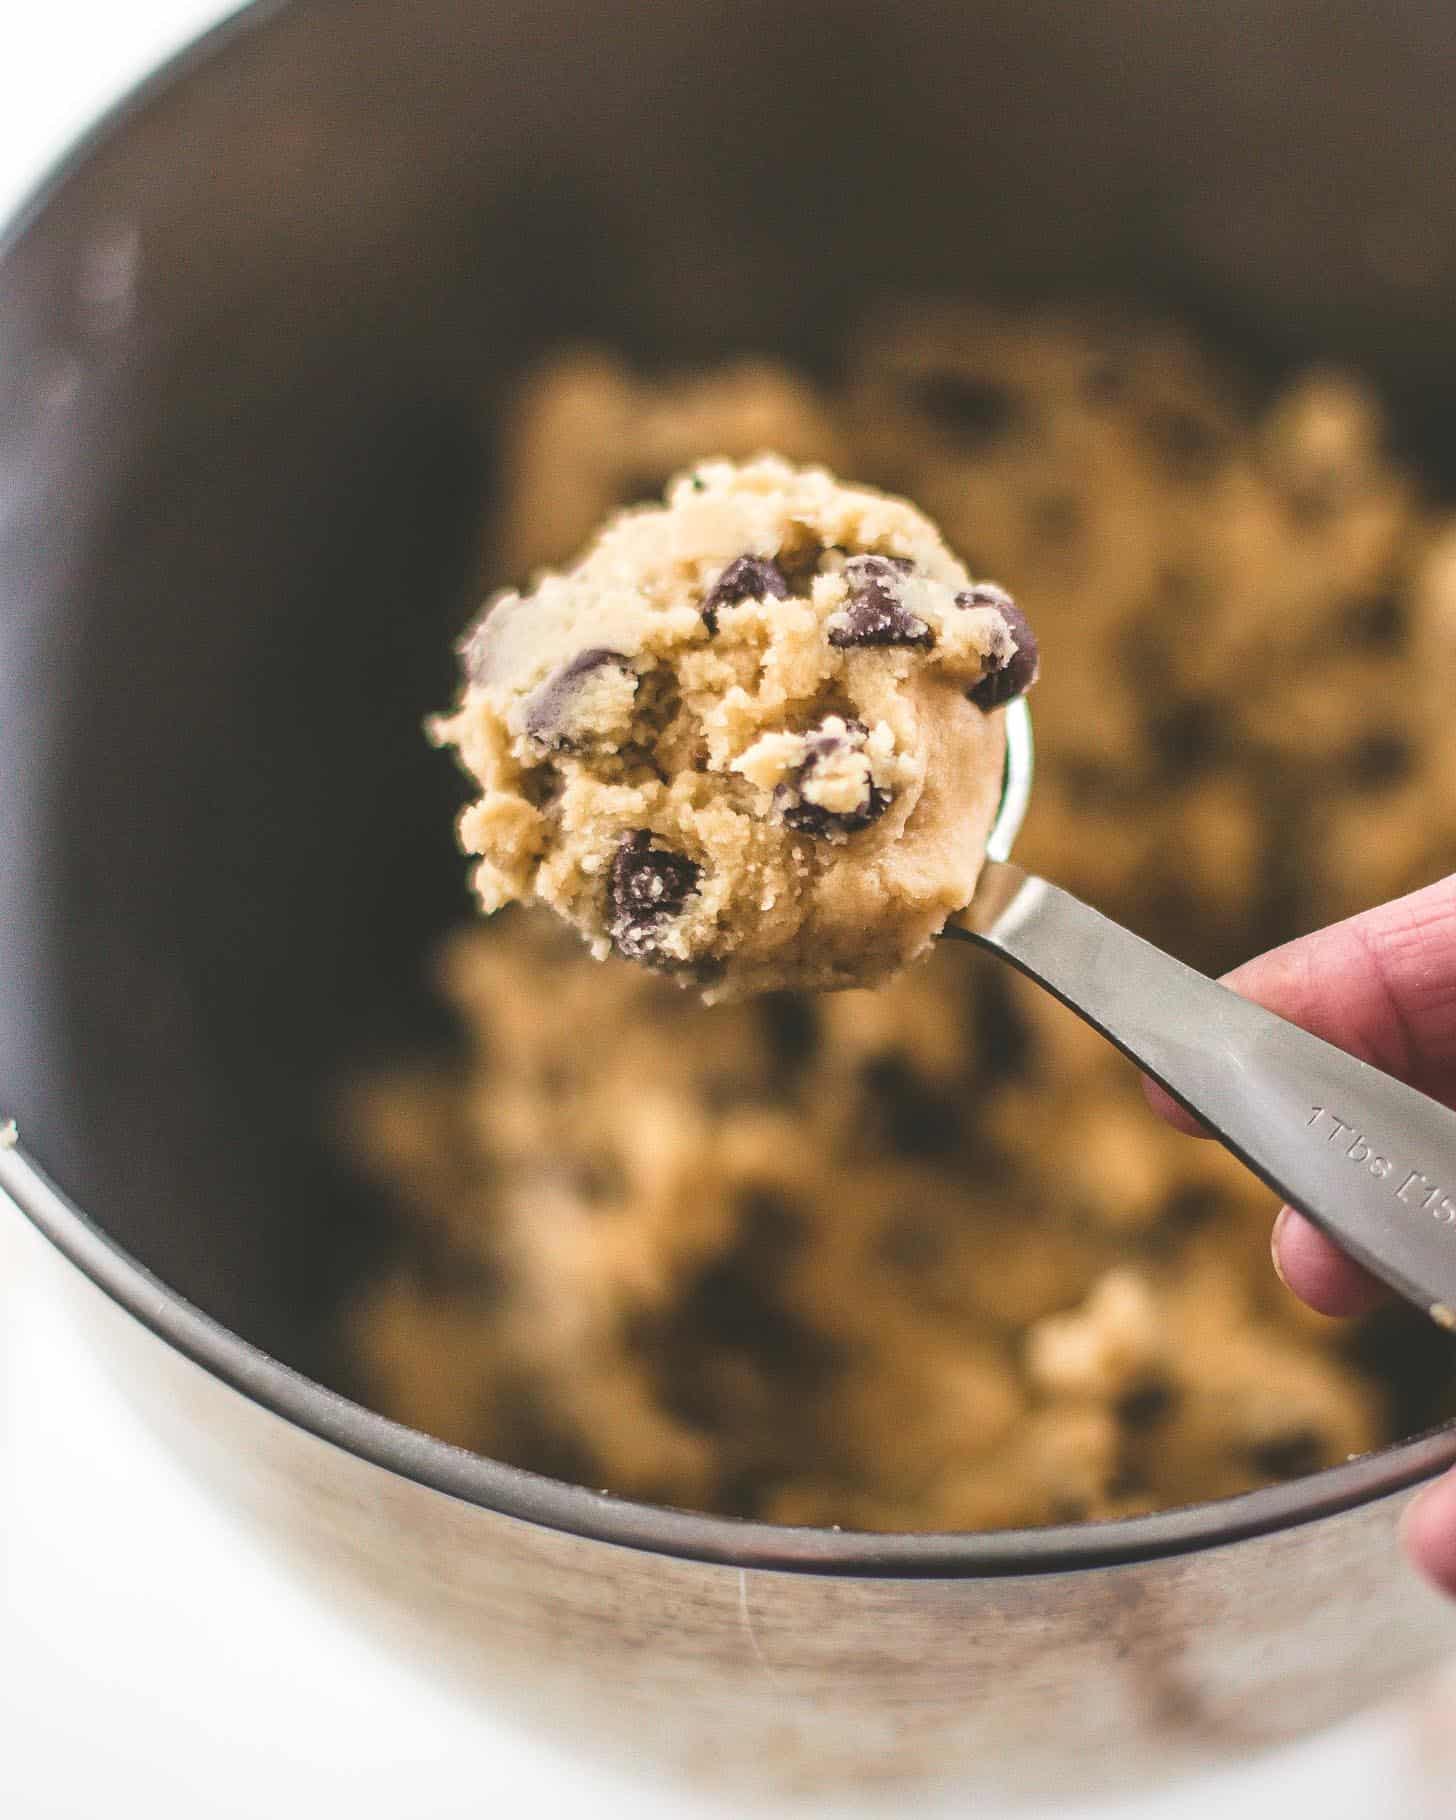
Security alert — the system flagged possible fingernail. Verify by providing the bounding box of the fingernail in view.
[1270,1206,1292,1287]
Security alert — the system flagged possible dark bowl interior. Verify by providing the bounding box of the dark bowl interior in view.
[5,0,1456,1401]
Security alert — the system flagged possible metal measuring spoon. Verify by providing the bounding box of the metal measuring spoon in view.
[945,698,1456,1330]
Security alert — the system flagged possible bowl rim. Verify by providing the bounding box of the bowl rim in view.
[3,0,1456,1580]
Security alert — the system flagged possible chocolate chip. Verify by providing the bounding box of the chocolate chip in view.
[1157,565,1207,612]
[1160,1185,1222,1231]
[572,1157,628,1205]
[1145,406,1224,482]
[608,831,701,964]
[1341,589,1405,650]
[734,1189,808,1263]
[1285,474,1346,526]
[973,965,1033,1079]
[1107,1468,1150,1500]
[647,1210,843,1433]
[1116,1378,1178,1430]
[702,554,789,632]
[827,556,933,650]
[961,587,1039,708]
[776,718,893,839]
[909,372,1026,448]
[1149,697,1228,775]
[1248,1429,1325,1481]
[488,1370,599,1489]
[759,991,819,1070]
[1349,731,1413,790]
[1082,354,1130,404]
[521,647,632,749]
[1061,760,1123,811]
[860,1055,959,1160]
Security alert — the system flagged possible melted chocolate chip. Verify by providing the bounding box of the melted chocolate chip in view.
[1285,474,1347,527]
[960,587,1040,708]
[1116,1378,1178,1430]
[860,1055,959,1159]
[489,1370,599,1489]
[702,554,789,632]
[733,1188,809,1263]
[1341,589,1405,650]
[608,831,701,963]
[776,718,893,839]
[1160,1185,1222,1232]
[973,965,1033,1078]
[1107,1468,1150,1500]
[827,556,933,649]
[521,647,632,749]
[760,992,819,1070]
[1082,353,1130,404]
[909,372,1026,448]
[1349,731,1413,790]
[1247,1429,1325,1482]
[1149,697,1228,775]
[1145,406,1225,482]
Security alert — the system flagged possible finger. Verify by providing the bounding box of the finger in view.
[1142,874,1456,1128]
[1218,874,1456,1094]
[1400,1469,1456,1599]
[1141,1076,1210,1137]
[1270,1205,1389,1317]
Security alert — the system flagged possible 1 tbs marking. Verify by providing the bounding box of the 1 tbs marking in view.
[1306,1106,1456,1223]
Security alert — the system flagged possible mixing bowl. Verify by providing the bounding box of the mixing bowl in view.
[4,0,1456,1797]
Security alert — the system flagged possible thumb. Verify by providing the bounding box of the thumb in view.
[1146,872,1456,1314]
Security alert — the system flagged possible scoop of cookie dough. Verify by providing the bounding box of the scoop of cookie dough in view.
[435,456,1037,997]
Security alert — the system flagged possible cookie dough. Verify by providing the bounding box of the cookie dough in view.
[494,351,848,579]
[343,302,1456,1534]
[436,457,1036,996]
[345,913,1385,1526]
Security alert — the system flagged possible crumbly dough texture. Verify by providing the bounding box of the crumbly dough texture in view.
[346,301,1456,1532]
[436,458,1028,996]
[345,914,1382,1527]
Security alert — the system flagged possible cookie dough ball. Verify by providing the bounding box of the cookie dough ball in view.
[436,457,1036,997]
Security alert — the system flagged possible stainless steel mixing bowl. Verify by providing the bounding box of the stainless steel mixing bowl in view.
[4,0,1456,1798]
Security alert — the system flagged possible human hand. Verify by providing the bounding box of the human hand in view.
[1144,872,1456,1595]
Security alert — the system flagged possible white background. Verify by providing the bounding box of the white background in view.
[3,6,1456,1815]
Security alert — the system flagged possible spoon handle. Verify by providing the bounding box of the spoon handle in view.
[946,860,1456,1327]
